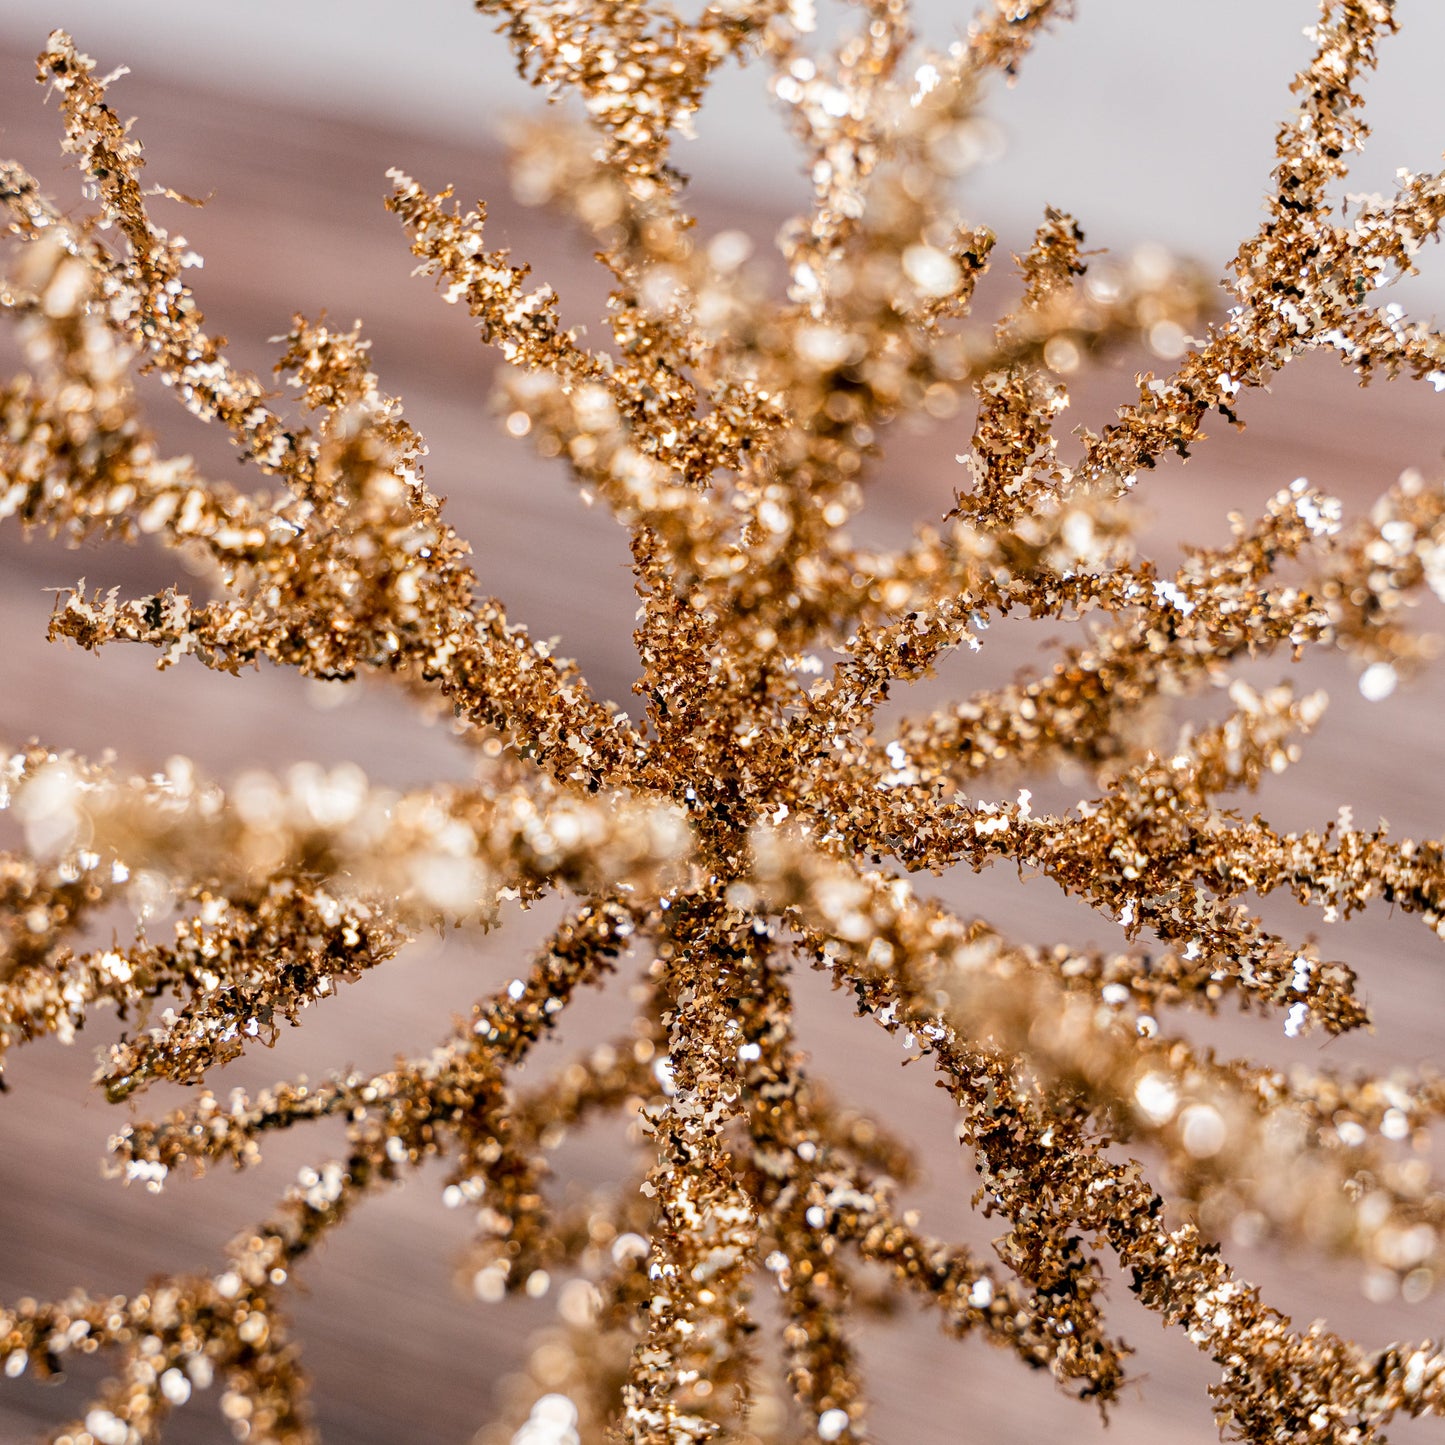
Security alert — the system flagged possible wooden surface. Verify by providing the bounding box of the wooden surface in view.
[3,39,1445,1445]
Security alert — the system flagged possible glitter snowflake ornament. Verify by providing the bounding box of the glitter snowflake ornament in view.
[4,2,1445,1441]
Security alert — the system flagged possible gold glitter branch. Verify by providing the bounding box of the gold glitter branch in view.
[5,2,1445,1441]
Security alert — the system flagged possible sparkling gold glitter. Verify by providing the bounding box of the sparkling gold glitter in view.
[4,5,1445,1442]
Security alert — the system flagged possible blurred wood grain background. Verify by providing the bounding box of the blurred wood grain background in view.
[3,37,1445,1445]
